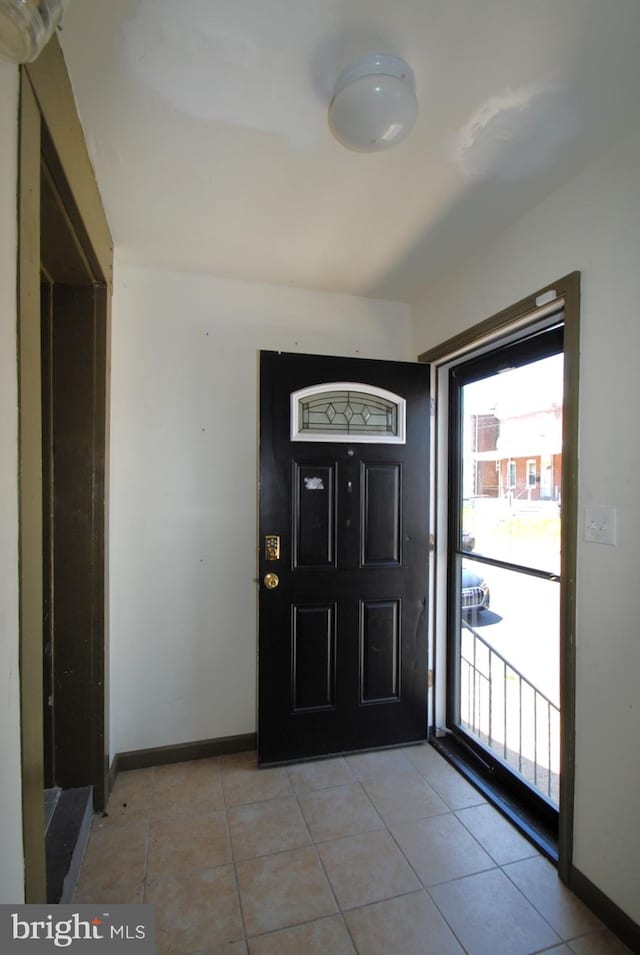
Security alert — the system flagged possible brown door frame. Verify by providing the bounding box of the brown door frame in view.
[418,272,580,883]
[18,39,112,902]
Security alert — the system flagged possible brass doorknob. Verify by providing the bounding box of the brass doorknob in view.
[263,572,280,590]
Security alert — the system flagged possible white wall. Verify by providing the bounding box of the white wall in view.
[109,264,411,757]
[413,128,640,925]
[0,62,24,903]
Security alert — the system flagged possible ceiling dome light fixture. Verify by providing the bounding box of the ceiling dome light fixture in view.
[328,53,418,153]
[0,0,69,64]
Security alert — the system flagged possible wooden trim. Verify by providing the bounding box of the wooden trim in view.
[18,39,113,901]
[94,281,111,810]
[110,734,258,781]
[419,272,580,883]
[25,37,112,286]
[569,866,640,953]
[18,70,47,905]
[417,275,572,365]
[557,271,580,884]
[43,283,108,807]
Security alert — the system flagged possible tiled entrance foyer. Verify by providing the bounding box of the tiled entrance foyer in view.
[74,745,630,955]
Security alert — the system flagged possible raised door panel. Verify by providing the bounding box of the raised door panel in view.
[291,603,336,711]
[293,462,337,568]
[361,462,402,566]
[360,599,401,703]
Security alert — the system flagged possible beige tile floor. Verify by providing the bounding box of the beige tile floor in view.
[74,745,632,955]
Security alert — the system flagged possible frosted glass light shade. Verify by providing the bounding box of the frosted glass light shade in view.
[0,0,68,63]
[328,54,418,153]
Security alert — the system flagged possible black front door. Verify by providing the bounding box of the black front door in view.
[258,351,430,765]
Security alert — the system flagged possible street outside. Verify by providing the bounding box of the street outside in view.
[458,350,563,803]
[463,560,560,708]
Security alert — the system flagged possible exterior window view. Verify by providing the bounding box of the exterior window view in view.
[456,349,563,806]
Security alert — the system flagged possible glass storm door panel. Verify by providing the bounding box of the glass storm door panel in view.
[258,351,430,766]
[449,326,563,808]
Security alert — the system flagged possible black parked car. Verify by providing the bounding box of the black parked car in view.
[461,565,490,613]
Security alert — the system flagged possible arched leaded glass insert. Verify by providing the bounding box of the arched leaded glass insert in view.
[290,382,406,444]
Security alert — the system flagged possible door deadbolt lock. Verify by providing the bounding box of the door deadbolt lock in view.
[263,572,280,590]
[264,535,280,560]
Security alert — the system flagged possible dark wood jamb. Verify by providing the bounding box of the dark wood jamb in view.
[19,38,112,902]
[43,282,107,797]
[418,272,580,884]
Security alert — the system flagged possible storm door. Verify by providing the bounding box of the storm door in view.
[258,351,430,765]
[448,324,563,824]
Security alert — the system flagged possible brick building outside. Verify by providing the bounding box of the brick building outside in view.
[469,406,562,503]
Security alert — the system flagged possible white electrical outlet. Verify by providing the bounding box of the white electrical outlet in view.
[584,505,617,545]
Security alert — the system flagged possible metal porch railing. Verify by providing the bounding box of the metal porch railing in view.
[460,621,560,804]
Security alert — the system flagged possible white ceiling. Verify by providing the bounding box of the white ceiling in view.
[59,0,640,304]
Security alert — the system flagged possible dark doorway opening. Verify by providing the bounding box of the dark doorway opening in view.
[39,133,108,901]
